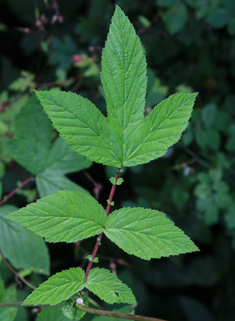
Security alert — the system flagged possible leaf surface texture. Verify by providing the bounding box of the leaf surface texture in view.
[24,268,85,305]
[8,191,106,243]
[104,207,199,260]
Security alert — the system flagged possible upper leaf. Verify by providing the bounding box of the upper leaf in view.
[23,268,85,305]
[104,207,199,260]
[8,191,107,243]
[8,97,92,197]
[35,90,121,167]
[86,268,136,305]
[35,6,197,168]
[0,205,50,275]
[123,93,197,166]
[101,5,147,154]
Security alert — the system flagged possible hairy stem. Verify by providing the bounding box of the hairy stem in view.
[84,168,120,281]
[0,176,34,207]
[75,304,167,321]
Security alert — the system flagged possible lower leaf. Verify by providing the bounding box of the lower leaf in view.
[23,268,85,306]
[86,268,136,305]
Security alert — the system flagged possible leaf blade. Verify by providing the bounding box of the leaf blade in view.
[35,90,122,167]
[124,93,197,166]
[101,5,147,155]
[0,205,50,275]
[104,207,199,260]
[86,268,136,305]
[8,191,106,243]
[7,95,52,174]
[23,268,85,305]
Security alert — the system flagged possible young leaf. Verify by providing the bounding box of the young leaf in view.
[8,191,107,243]
[62,293,89,320]
[100,5,147,151]
[35,6,197,168]
[85,268,136,305]
[0,205,50,275]
[104,207,199,260]
[8,96,92,197]
[23,268,85,305]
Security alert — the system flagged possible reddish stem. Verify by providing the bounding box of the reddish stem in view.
[0,176,34,207]
[84,169,120,281]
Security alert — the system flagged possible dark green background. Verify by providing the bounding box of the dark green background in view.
[0,0,235,320]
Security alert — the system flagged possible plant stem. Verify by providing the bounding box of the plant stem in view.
[0,301,54,308]
[75,304,167,321]
[0,255,36,290]
[84,168,120,281]
[0,176,34,207]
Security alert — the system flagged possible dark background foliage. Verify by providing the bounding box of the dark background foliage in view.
[0,0,235,320]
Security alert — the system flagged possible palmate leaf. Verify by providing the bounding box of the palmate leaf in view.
[104,207,199,260]
[0,205,50,275]
[8,191,106,243]
[86,268,136,305]
[24,268,85,305]
[35,6,197,168]
[7,96,92,197]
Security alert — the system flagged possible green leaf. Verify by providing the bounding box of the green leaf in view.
[36,172,88,198]
[8,191,106,243]
[101,5,147,154]
[35,90,121,167]
[0,285,17,321]
[104,207,199,260]
[8,97,92,196]
[8,95,53,174]
[24,268,85,305]
[35,137,91,197]
[162,2,189,34]
[62,293,89,320]
[86,268,136,305]
[0,205,50,275]
[35,6,196,168]
[36,307,69,321]
[124,93,197,166]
